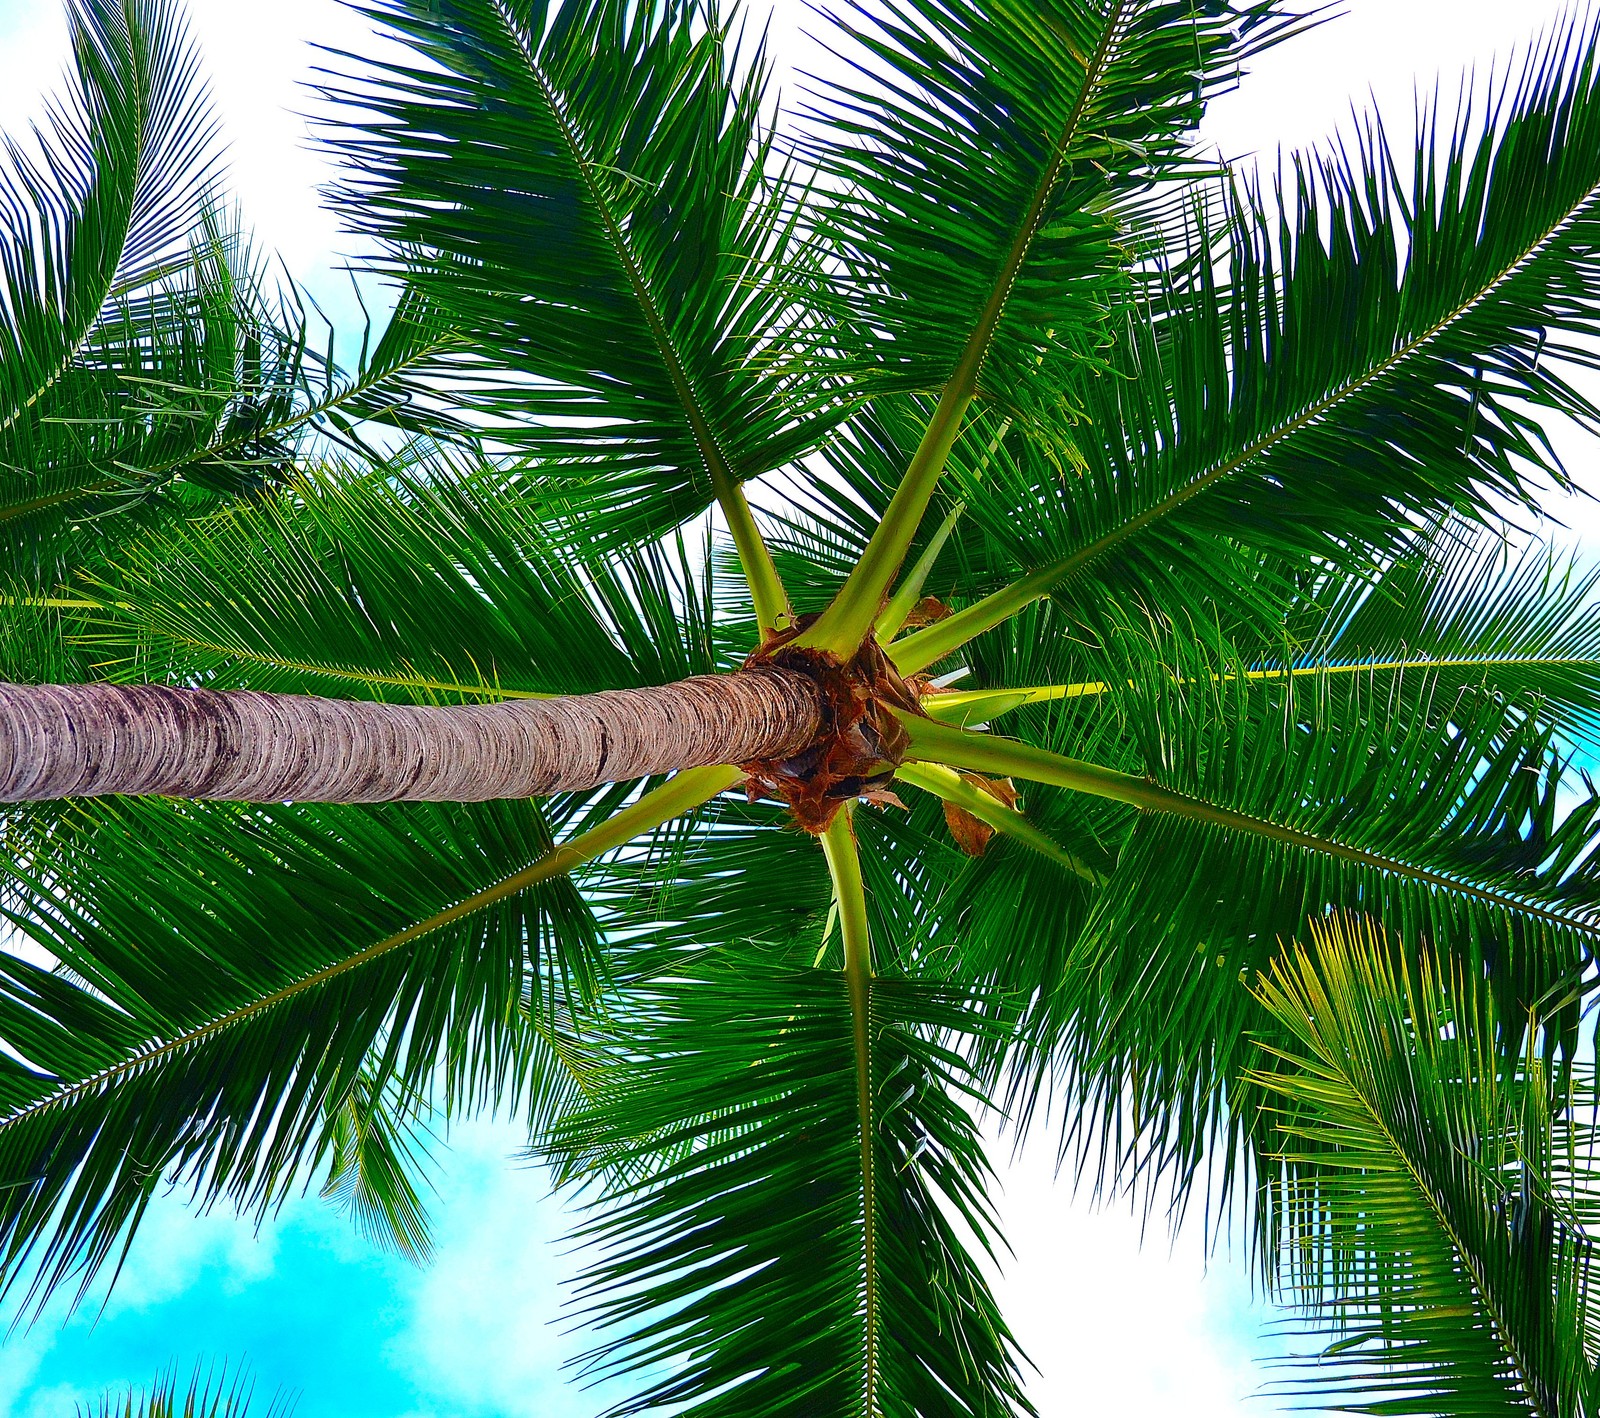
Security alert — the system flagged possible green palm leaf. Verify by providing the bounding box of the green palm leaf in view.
[897,20,1600,670]
[0,790,601,1310]
[549,962,1032,1418]
[78,454,723,702]
[904,622,1600,1192]
[1289,521,1600,753]
[803,0,1302,409]
[328,0,837,563]
[0,0,464,588]
[316,1064,438,1263]
[0,0,220,566]
[79,1363,290,1418]
[0,0,219,423]
[1249,915,1598,1416]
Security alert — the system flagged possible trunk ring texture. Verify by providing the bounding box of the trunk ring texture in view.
[0,669,826,803]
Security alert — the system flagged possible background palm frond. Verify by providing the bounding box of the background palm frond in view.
[1249,915,1598,1416]
[77,1362,291,1418]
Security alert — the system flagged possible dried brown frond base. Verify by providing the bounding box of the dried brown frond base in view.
[942,773,1020,856]
[739,616,926,833]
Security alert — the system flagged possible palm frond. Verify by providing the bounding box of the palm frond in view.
[583,793,835,973]
[80,453,723,701]
[1249,915,1598,1416]
[548,962,1032,1418]
[938,515,1600,750]
[0,0,219,568]
[802,0,1305,410]
[0,0,220,408]
[1289,520,1600,754]
[327,0,839,551]
[908,617,1600,1202]
[0,0,465,584]
[899,20,1600,671]
[0,790,601,1312]
[315,1064,438,1264]
[78,1362,290,1418]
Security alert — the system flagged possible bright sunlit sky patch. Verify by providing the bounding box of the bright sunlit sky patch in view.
[0,2,1596,1414]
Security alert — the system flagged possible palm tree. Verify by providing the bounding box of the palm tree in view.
[5,0,1600,1411]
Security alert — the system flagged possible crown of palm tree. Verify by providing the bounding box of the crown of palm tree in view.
[6,1,1600,1413]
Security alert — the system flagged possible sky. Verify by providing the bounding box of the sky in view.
[0,1,1595,1414]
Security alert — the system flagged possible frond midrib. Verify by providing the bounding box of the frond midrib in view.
[892,167,1600,673]
[820,812,879,1415]
[486,0,787,629]
[1058,169,1600,576]
[929,652,1600,715]
[0,766,736,1141]
[902,715,1600,944]
[98,631,559,701]
[955,0,1133,401]
[1266,1036,1559,1416]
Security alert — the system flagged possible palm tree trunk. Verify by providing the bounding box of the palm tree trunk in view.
[0,669,824,802]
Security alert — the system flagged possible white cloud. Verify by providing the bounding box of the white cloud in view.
[383,1119,593,1416]
[0,1327,53,1418]
[0,2,67,136]
[176,0,395,286]
[97,1191,282,1314]
[989,1135,1276,1415]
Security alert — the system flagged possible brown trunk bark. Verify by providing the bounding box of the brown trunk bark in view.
[0,669,824,803]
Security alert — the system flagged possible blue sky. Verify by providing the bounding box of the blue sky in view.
[0,1119,651,1417]
[0,1116,1275,1417]
[0,0,1594,1413]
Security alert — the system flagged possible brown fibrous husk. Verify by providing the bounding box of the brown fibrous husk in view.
[738,616,925,833]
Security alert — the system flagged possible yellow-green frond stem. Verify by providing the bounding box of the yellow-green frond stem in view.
[720,478,793,637]
[900,714,1600,942]
[801,1,1128,664]
[876,500,966,643]
[890,563,1058,674]
[896,760,1104,884]
[902,618,1600,691]
[874,414,1016,645]
[922,682,1095,727]
[0,594,107,612]
[819,807,879,1412]
[0,764,740,1141]
[800,379,978,658]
